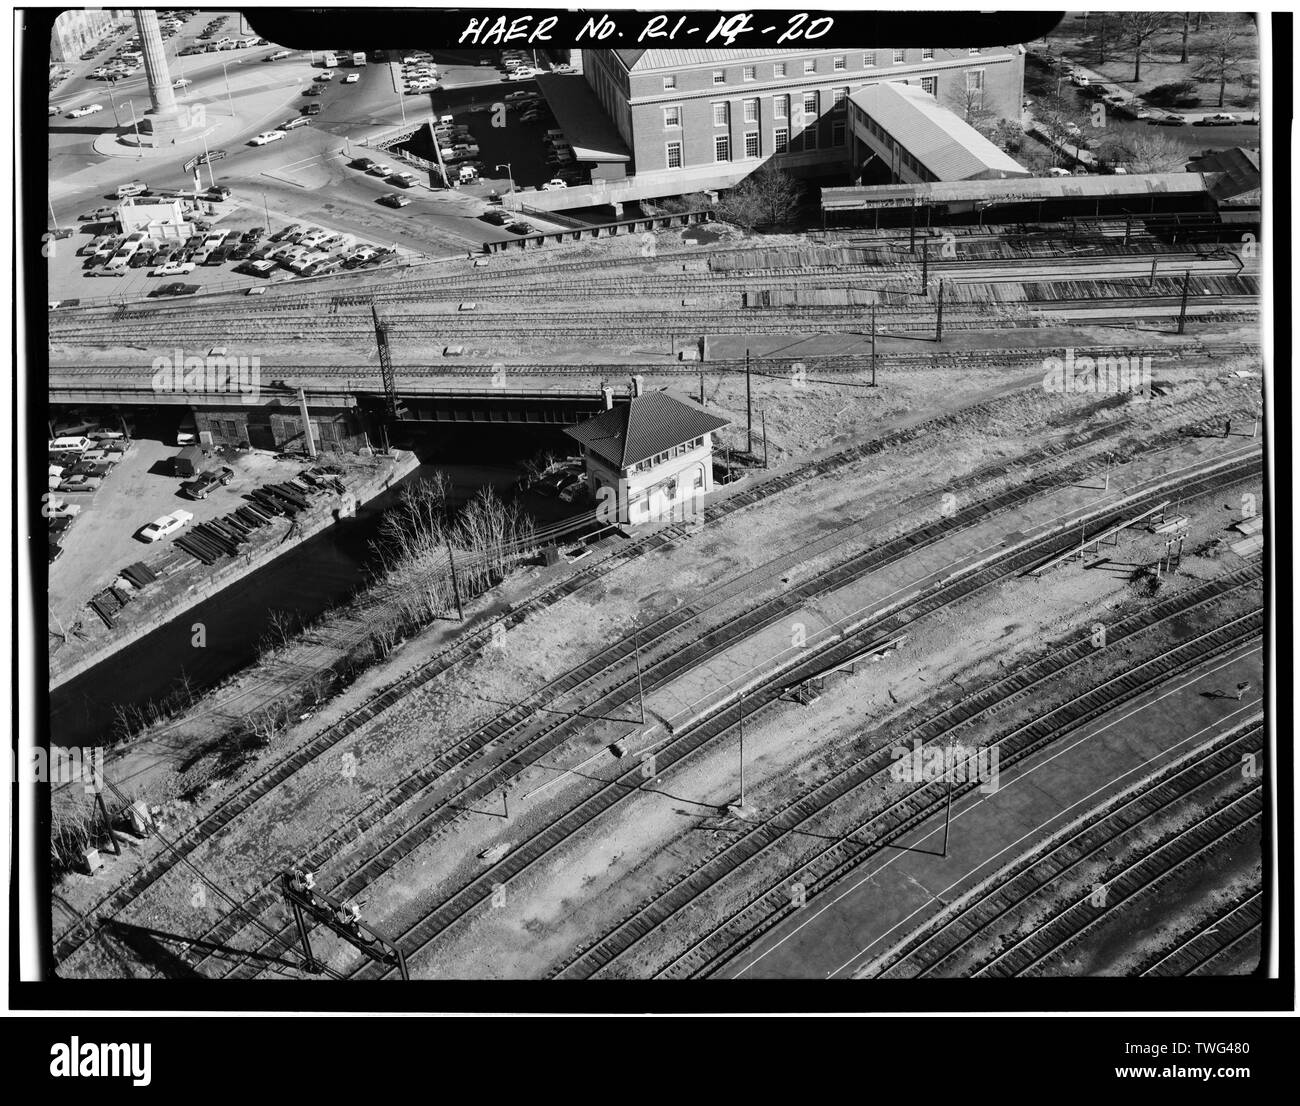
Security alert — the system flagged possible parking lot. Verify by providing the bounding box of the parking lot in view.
[48,434,308,627]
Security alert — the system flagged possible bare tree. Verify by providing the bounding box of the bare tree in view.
[1180,12,1192,63]
[1195,25,1243,107]
[1119,12,1173,81]
[1102,130,1188,174]
[716,163,805,229]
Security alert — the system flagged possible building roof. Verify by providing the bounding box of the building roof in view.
[565,392,729,469]
[614,48,818,71]
[533,73,631,162]
[822,172,1211,210]
[1187,147,1261,206]
[849,82,1029,181]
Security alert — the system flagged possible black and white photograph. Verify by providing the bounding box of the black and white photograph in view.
[10,0,1292,1058]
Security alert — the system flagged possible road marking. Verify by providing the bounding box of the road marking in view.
[728,645,1263,979]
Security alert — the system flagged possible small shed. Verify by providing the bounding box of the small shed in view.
[173,445,205,478]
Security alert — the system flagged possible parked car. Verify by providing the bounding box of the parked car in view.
[181,471,222,500]
[479,209,509,225]
[379,192,411,208]
[140,509,194,541]
[301,103,322,115]
[270,224,301,241]
[281,116,311,130]
[1150,113,1187,127]
[343,73,360,83]
[237,259,278,278]
[367,163,392,176]
[351,157,376,171]
[116,179,147,197]
[506,220,533,235]
[541,178,568,190]
[241,227,264,243]
[152,260,195,276]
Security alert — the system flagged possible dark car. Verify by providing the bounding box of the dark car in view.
[129,250,152,268]
[205,244,231,265]
[183,234,205,250]
[205,185,233,200]
[1150,114,1187,127]
[227,242,252,260]
[301,103,322,115]
[181,471,222,499]
[151,281,199,297]
[351,157,376,171]
[479,209,509,225]
[302,85,324,97]
[379,192,411,208]
[241,227,264,243]
[218,466,235,485]
[506,221,533,235]
[148,248,170,266]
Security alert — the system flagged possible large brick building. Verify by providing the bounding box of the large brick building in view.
[577,45,1025,196]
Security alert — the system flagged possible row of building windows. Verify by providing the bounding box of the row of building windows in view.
[630,436,707,472]
[662,48,986,90]
[665,119,846,168]
[665,89,851,131]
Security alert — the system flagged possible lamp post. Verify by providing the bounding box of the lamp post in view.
[127,100,142,154]
[220,58,239,118]
[495,162,515,193]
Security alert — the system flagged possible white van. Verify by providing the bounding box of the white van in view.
[50,436,93,453]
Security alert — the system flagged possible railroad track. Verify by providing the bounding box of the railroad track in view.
[49,287,1259,347]
[338,455,1259,980]
[863,721,1263,979]
[49,342,1262,383]
[1139,888,1263,977]
[660,609,1263,981]
[196,412,1200,979]
[58,380,1125,966]
[551,576,1262,980]
[972,785,1262,977]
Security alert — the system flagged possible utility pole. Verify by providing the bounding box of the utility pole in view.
[446,542,464,621]
[738,693,746,809]
[296,387,317,459]
[699,368,705,407]
[745,348,753,454]
[935,279,944,342]
[761,410,768,468]
[1177,269,1190,335]
[908,202,916,254]
[1149,255,1158,289]
[870,303,877,387]
[634,630,645,724]
[921,242,929,295]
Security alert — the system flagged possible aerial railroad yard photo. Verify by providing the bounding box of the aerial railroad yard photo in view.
[16,5,1288,1038]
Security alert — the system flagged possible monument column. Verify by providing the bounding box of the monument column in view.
[133,8,184,143]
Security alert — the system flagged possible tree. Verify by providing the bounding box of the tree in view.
[1179,12,1191,63]
[1101,131,1188,174]
[1097,12,1109,65]
[1119,12,1172,81]
[1195,25,1243,107]
[716,164,804,229]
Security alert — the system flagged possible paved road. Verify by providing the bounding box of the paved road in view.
[722,643,1264,979]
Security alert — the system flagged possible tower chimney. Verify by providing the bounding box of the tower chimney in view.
[601,386,614,410]
[632,375,645,397]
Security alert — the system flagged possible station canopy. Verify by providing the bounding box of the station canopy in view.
[822,173,1213,212]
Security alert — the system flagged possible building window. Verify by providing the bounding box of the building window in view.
[892,48,906,63]
[773,93,788,120]
[666,141,682,169]
[968,47,981,55]
[833,55,846,71]
[920,75,937,96]
[663,75,676,90]
[714,134,730,162]
[833,87,847,108]
[663,105,681,128]
[864,51,876,67]
[712,101,729,127]
[803,58,816,74]
[712,69,725,85]
[803,91,818,118]
[831,119,845,146]
[743,97,759,123]
[774,127,789,153]
[743,65,756,81]
[774,61,787,78]
[744,130,760,158]
[804,125,818,150]
[922,47,934,60]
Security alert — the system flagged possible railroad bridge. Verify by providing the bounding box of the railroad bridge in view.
[48,375,621,451]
